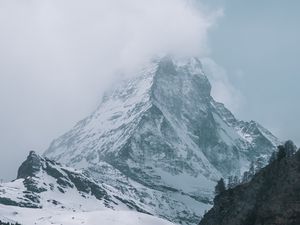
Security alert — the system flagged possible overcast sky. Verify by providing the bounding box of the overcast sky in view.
[0,0,299,181]
[203,0,300,145]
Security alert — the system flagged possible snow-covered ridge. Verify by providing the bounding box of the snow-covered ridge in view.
[42,56,280,224]
[45,61,158,165]
[0,151,146,213]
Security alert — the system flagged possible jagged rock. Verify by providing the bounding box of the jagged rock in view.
[0,152,147,213]
[17,151,42,179]
[43,56,280,224]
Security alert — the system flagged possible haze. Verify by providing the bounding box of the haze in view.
[0,0,299,181]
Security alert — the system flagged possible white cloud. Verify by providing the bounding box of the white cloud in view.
[0,0,222,107]
[201,58,243,113]
[0,0,221,180]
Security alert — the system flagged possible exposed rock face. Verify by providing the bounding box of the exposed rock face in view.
[0,152,146,212]
[43,56,279,224]
[17,151,42,179]
[199,147,300,225]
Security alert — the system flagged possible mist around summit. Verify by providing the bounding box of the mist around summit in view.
[1,1,299,225]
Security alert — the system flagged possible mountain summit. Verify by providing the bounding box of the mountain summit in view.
[43,56,279,224]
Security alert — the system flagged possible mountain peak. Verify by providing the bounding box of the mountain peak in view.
[43,56,279,224]
[17,151,42,179]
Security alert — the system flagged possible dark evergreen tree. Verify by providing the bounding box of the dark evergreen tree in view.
[284,140,297,157]
[277,145,286,160]
[215,178,226,195]
[269,151,277,163]
[233,175,239,186]
[227,176,234,189]
[0,221,22,225]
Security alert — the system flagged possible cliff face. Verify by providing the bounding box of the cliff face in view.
[199,147,300,225]
[43,56,279,224]
[17,151,43,179]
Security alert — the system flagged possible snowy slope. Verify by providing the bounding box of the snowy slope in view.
[0,205,175,225]
[0,151,147,213]
[43,56,280,224]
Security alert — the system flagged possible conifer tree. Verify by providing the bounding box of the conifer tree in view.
[284,140,296,157]
[277,145,286,160]
[215,178,226,195]
[269,151,277,163]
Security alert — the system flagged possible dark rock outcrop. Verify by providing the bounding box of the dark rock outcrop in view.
[1,151,147,213]
[17,151,42,179]
[199,145,300,225]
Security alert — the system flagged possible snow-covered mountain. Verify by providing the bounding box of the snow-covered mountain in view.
[0,151,145,212]
[0,151,175,225]
[41,56,280,224]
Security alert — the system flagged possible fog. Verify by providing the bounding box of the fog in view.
[1,0,299,181]
[0,0,220,180]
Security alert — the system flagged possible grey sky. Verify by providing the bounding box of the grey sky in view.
[0,0,299,181]
[202,0,300,146]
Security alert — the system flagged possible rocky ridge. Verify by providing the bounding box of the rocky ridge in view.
[0,151,146,212]
[43,56,280,224]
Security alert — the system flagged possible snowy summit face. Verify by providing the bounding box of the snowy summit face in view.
[44,56,279,224]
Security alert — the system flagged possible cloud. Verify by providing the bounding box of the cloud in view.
[0,0,221,180]
[201,58,243,113]
[0,0,222,109]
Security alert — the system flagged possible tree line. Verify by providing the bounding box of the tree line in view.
[0,221,21,225]
[215,140,298,196]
